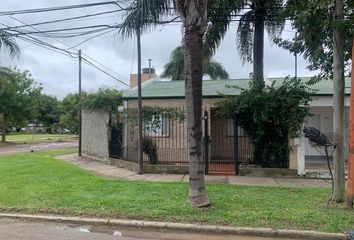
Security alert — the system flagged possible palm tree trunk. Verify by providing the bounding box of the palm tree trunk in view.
[1,113,7,142]
[253,9,265,91]
[178,0,210,208]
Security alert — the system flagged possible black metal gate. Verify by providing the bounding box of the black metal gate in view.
[109,126,122,159]
[204,110,261,175]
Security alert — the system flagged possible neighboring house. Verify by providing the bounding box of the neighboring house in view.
[121,73,350,176]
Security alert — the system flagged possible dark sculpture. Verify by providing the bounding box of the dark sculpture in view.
[303,127,332,147]
[303,126,336,208]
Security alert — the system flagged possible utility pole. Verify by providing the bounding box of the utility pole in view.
[294,32,298,79]
[347,35,354,208]
[137,27,143,174]
[332,0,345,202]
[78,49,82,157]
[148,59,152,80]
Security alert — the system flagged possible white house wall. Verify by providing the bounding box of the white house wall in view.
[309,95,350,107]
[304,105,349,160]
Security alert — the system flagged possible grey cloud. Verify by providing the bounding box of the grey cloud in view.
[1,1,317,99]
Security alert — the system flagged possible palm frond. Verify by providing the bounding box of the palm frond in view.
[204,0,244,59]
[119,0,175,39]
[204,59,229,79]
[161,45,229,80]
[0,30,20,59]
[265,0,285,40]
[237,10,254,64]
[161,46,184,80]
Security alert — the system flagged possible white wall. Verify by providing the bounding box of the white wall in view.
[304,105,349,159]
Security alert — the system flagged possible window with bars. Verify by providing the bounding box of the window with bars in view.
[144,115,170,137]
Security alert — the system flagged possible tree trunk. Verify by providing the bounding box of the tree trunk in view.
[253,8,265,91]
[332,0,345,202]
[178,0,210,208]
[347,35,354,208]
[1,113,7,142]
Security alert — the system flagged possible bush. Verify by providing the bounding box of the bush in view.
[143,137,158,164]
[217,77,313,168]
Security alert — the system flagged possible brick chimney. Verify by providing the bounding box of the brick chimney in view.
[130,68,156,89]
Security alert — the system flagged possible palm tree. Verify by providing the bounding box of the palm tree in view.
[120,0,211,208]
[204,0,284,91]
[161,46,229,80]
[0,30,19,142]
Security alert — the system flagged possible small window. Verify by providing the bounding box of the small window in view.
[144,115,170,137]
[227,118,245,136]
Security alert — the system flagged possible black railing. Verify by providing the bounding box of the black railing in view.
[119,106,284,174]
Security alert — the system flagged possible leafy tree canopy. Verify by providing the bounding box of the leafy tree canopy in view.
[37,94,61,130]
[217,77,313,167]
[275,0,353,78]
[82,88,122,113]
[0,67,42,141]
[59,93,79,134]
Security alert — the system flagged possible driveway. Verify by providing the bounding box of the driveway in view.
[0,141,78,156]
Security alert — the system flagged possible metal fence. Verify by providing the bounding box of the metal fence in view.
[122,107,188,165]
[111,106,286,175]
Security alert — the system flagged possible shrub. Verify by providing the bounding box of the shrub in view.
[217,77,313,168]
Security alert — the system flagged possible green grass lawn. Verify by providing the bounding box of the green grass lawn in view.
[1,133,77,144]
[0,148,352,233]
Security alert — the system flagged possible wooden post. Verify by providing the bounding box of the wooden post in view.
[347,35,354,208]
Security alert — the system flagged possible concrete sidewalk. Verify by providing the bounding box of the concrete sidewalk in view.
[56,154,331,188]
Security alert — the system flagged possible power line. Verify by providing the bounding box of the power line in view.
[64,28,117,50]
[0,1,120,17]
[9,24,122,36]
[82,57,129,87]
[6,14,129,83]
[0,10,123,31]
[82,54,130,82]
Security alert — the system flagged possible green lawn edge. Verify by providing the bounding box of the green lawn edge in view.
[0,148,352,233]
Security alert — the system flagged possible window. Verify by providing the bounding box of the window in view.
[144,115,170,137]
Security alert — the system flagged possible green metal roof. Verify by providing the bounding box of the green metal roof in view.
[123,77,351,99]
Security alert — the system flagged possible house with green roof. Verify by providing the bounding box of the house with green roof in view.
[122,74,350,177]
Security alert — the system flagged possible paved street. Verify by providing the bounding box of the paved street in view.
[0,141,78,156]
[0,218,296,240]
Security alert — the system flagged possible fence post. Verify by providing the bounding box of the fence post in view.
[204,111,209,175]
[233,115,239,175]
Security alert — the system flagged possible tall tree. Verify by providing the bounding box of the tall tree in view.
[332,0,345,203]
[37,94,61,133]
[0,67,42,142]
[59,93,80,134]
[204,0,284,91]
[120,0,210,207]
[276,0,353,203]
[161,46,229,80]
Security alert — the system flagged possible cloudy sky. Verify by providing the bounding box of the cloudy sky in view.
[0,1,316,99]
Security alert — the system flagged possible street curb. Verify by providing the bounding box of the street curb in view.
[0,213,348,240]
